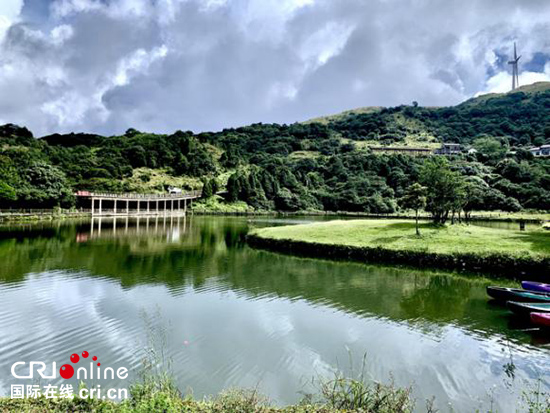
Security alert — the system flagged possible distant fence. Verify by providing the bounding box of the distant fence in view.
[0,209,91,217]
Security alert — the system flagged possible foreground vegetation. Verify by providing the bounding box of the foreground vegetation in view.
[0,386,413,413]
[1,84,550,216]
[2,367,548,412]
[0,366,417,413]
[2,370,548,412]
[249,220,550,276]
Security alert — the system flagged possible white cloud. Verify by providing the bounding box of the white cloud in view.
[114,45,169,87]
[51,0,103,18]
[299,21,354,69]
[51,0,153,19]
[2,0,550,136]
[50,24,74,45]
[480,64,550,95]
[0,0,24,19]
[0,0,23,41]
[40,44,169,128]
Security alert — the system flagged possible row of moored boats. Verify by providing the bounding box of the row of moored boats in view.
[487,281,550,328]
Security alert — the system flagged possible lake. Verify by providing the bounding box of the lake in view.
[0,216,548,411]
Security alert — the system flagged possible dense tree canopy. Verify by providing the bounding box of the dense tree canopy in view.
[1,88,549,213]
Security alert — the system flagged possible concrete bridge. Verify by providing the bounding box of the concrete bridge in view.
[76,191,201,216]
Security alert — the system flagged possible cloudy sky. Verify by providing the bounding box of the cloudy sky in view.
[1,0,550,136]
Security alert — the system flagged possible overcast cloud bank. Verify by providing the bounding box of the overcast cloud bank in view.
[0,0,549,136]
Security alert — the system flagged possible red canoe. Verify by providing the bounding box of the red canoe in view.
[531,312,550,328]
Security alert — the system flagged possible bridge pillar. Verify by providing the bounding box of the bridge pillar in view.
[80,193,199,218]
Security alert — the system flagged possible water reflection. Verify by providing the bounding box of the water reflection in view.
[0,217,548,412]
[86,216,189,242]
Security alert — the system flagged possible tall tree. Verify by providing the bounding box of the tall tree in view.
[201,179,213,199]
[419,157,464,224]
[400,183,427,235]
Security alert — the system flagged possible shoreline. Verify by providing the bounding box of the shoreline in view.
[247,234,550,278]
[1,208,548,224]
[247,221,550,278]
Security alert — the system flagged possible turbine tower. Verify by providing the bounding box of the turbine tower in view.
[508,42,521,91]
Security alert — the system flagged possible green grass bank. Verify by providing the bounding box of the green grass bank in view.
[0,373,416,413]
[1,370,547,412]
[248,220,550,278]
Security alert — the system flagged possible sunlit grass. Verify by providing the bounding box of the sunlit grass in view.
[252,219,550,258]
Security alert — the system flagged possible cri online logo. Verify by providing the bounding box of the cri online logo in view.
[11,351,128,380]
[60,351,99,379]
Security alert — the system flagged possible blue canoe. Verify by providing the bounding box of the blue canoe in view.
[486,286,550,303]
[507,301,550,318]
[522,281,550,294]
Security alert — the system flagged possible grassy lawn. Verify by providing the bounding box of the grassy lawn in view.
[252,220,550,259]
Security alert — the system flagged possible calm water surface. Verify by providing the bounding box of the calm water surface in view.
[0,216,548,411]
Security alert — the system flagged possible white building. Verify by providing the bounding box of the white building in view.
[529,145,550,157]
[168,186,183,194]
[435,143,462,155]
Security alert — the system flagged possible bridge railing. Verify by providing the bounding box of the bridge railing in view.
[0,209,91,215]
[76,191,202,199]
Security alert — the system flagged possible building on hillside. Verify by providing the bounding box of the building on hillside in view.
[168,186,183,194]
[529,145,550,157]
[434,143,462,155]
[369,146,433,156]
[369,143,463,157]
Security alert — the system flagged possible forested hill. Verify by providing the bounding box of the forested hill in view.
[323,81,550,146]
[1,82,550,212]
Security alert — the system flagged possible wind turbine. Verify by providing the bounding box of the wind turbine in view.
[508,42,521,91]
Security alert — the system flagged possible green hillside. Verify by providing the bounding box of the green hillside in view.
[1,83,550,213]
[325,81,550,148]
[305,106,383,124]
[462,81,550,106]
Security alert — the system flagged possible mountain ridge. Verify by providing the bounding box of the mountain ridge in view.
[0,82,549,214]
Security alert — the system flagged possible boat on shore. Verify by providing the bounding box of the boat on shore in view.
[486,286,550,303]
[522,281,550,294]
[507,301,550,318]
[531,312,550,328]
